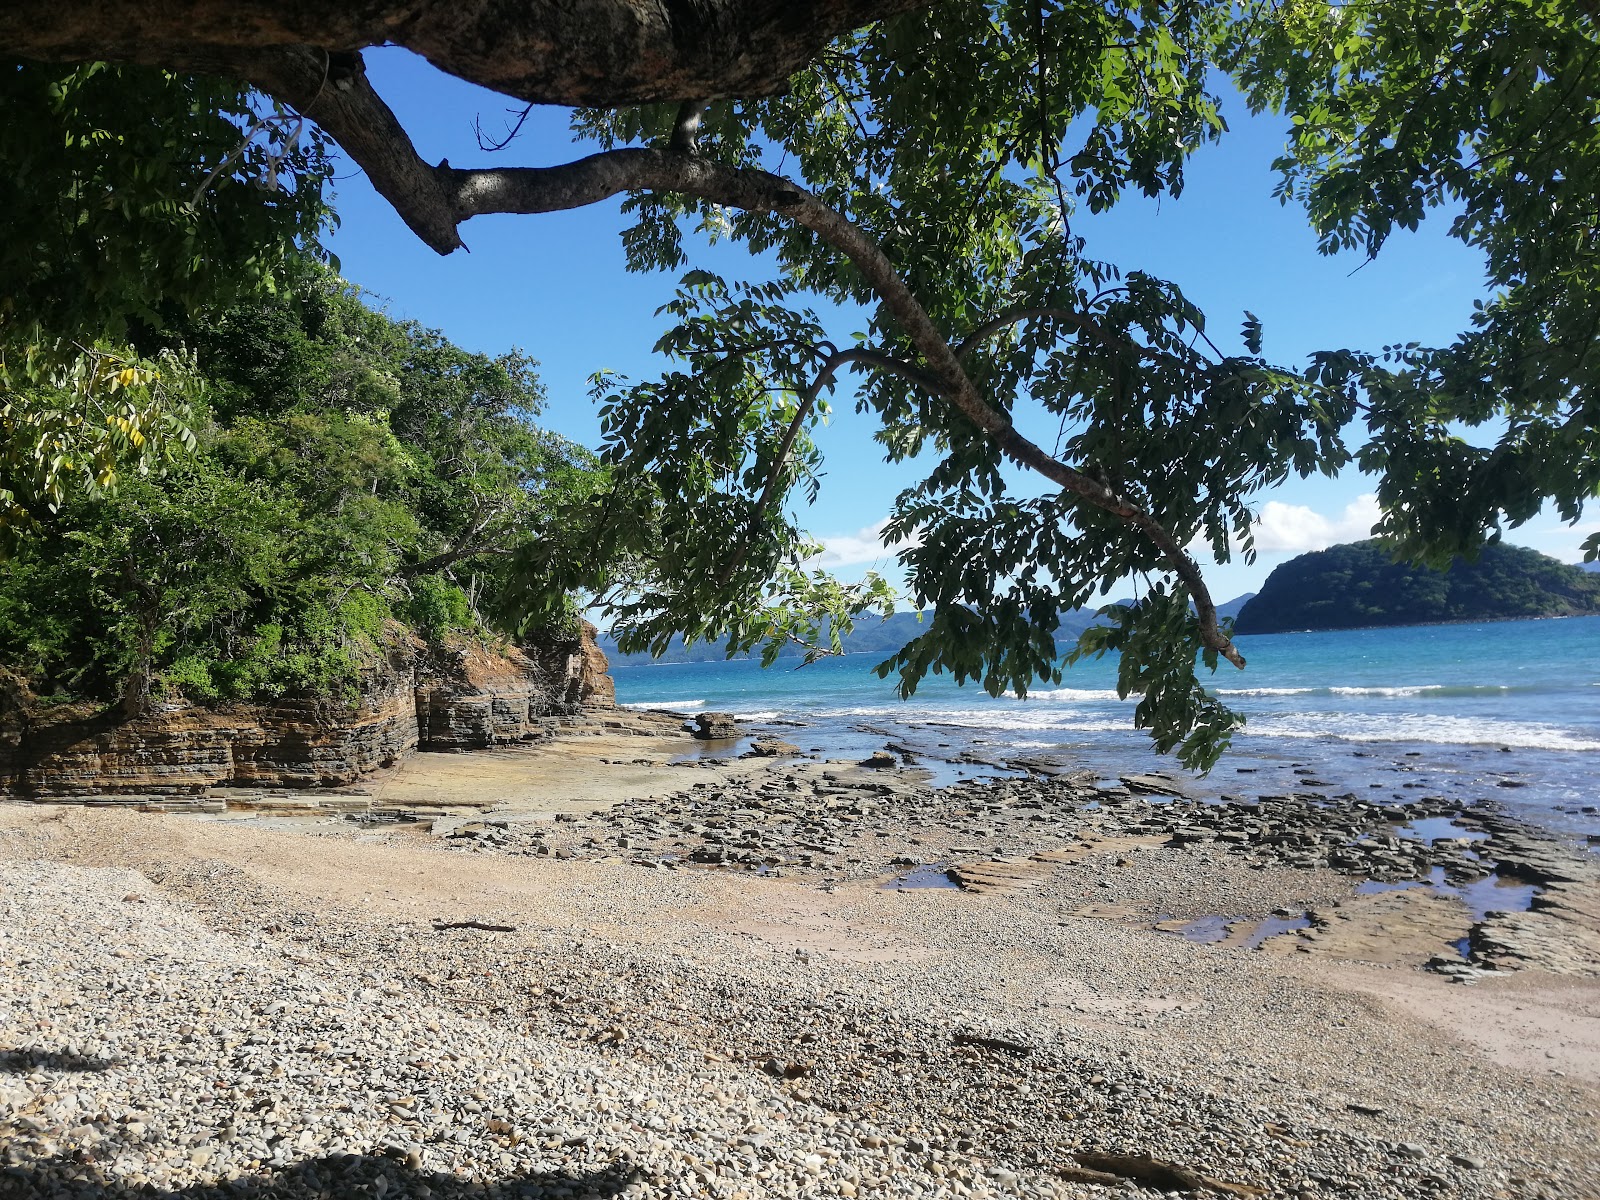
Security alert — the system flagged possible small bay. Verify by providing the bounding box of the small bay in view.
[613,614,1600,843]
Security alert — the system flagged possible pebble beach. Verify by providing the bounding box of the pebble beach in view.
[3,721,1599,1200]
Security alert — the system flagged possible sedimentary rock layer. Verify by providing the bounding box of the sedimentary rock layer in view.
[0,625,613,796]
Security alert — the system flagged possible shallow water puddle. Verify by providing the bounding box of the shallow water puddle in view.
[1154,914,1236,944]
[1237,911,1314,949]
[1394,816,1490,844]
[669,737,756,763]
[1150,911,1311,949]
[1355,866,1537,921]
[882,864,960,890]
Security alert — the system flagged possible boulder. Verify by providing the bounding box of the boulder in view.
[692,711,741,740]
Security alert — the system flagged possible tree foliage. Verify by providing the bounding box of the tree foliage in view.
[0,266,603,714]
[0,58,335,543]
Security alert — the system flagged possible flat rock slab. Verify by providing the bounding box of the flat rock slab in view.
[947,848,1081,895]
[1270,888,1470,966]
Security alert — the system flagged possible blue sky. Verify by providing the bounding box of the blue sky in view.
[324,49,1595,604]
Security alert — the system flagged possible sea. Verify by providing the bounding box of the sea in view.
[611,614,1600,847]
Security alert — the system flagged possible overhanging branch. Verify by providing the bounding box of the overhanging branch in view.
[1,0,935,107]
[434,150,1246,664]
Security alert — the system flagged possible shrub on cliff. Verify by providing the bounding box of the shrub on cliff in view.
[0,267,605,713]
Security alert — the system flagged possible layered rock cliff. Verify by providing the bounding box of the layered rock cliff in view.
[0,623,614,797]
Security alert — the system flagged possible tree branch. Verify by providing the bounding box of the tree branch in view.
[955,306,1100,358]
[716,347,934,587]
[1,0,936,108]
[441,150,1246,664]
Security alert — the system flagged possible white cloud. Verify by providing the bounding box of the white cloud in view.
[1499,515,1600,565]
[808,518,919,569]
[1250,493,1382,554]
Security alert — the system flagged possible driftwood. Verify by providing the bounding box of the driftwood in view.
[432,919,517,933]
[951,1030,1034,1056]
[1062,1152,1266,1197]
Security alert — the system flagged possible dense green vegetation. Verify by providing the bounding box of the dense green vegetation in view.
[0,264,601,715]
[1234,541,1600,634]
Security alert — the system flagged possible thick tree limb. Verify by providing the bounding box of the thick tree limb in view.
[1,0,933,107]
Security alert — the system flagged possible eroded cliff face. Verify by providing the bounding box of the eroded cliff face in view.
[0,623,614,797]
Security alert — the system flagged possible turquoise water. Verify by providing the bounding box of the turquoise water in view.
[611,615,1600,842]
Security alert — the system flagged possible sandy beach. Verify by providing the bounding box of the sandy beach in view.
[3,726,1599,1199]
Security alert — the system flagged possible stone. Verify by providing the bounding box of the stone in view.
[691,712,741,740]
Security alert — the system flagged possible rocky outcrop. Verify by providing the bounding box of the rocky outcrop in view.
[0,624,615,797]
[691,712,740,740]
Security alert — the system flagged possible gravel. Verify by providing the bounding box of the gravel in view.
[2,772,1598,1200]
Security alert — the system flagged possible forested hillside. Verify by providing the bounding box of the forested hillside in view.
[0,264,602,715]
[1235,542,1600,634]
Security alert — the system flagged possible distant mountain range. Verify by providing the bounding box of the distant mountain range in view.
[601,591,1258,666]
[1234,541,1600,634]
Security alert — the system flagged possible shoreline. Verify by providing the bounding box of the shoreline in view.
[4,733,1600,1198]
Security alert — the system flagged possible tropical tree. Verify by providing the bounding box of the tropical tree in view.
[4,0,1597,765]
[0,57,333,543]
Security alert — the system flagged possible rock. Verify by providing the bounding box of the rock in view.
[746,736,800,757]
[860,749,899,769]
[691,712,741,740]
[1,625,614,796]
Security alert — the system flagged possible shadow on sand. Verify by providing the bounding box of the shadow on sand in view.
[0,1153,639,1198]
[0,1048,122,1074]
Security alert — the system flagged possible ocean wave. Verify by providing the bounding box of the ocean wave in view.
[1029,688,1126,702]
[1217,686,1319,697]
[1244,713,1600,752]
[1221,683,1515,699]
[621,698,705,711]
[804,700,1600,751]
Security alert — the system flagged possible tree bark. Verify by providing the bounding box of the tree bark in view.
[1,0,932,106]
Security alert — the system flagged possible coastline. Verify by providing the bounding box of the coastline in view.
[4,731,1599,1199]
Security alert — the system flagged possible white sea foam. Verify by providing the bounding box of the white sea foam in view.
[621,698,706,711]
[1327,685,1432,697]
[1221,684,1512,699]
[1217,686,1320,697]
[805,699,1600,751]
[1244,713,1600,752]
[1029,688,1126,703]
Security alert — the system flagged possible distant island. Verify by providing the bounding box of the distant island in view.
[1234,541,1600,634]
